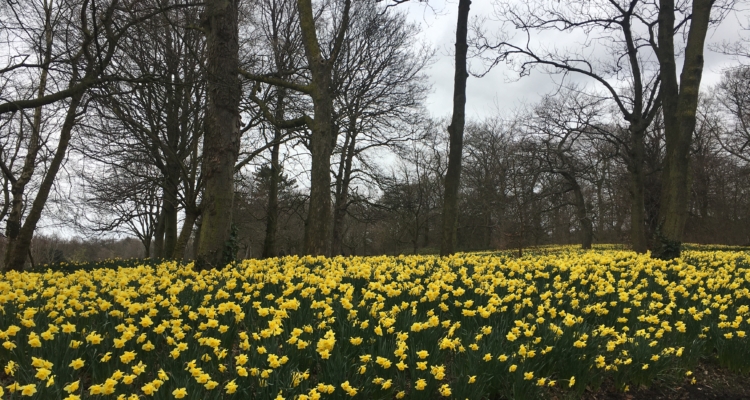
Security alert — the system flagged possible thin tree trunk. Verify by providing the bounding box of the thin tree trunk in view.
[440,0,471,256]
[332,126,356,256]
[142,236,151,259]
[172,207,198,260]
[193,215,203,258]
[162,174,179,257]
[262,89,286,259]
[262,138,281,259]
[653,0,712,259]
[153,206,166,258]
[5,91,83,271]
[596,174,606,234]
[196,0,241,269]
[629,128,648,253]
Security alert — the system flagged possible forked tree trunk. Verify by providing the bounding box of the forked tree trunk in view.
[5,91,83,271]
[3,8,53,270]
[196,0,241,269]
[296,0,350,256]
[653,0,713,259]
[440,0,471,256]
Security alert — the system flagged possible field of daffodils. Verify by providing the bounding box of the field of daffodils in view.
[1,247,749,399]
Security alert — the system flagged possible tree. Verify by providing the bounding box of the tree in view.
[476,0,663,253]
[0,0,176,271]
[196,0,242,268]
[330,2,431,255]
[714,66,750,162]
[244,0,306,258]
[241,0,354,256]
[440,0,471,256]
[524,91,606,249]
[74,3,206,260]
[460,117,516,249]
[652,0,720,259]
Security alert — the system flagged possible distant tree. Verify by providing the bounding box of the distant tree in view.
[330,2,431,255]
[476,0,663,253]
[523,90,607,249]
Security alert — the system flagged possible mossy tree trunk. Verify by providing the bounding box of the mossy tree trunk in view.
[653,0,713,259]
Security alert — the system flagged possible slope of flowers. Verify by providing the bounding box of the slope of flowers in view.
[0,249,749,399]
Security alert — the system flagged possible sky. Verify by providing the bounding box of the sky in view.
[399,0,747,120]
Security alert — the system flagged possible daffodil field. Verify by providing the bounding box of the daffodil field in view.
[1,248,749,399]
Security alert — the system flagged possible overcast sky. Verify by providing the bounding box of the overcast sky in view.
[399,0,747,120]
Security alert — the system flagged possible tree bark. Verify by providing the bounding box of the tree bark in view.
[162,173,179,257]
[5,91,83,271]
[440,0,471,256]
[653,0,713,259]
[196,0,241,269]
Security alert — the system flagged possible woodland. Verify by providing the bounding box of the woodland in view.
[0,0,748,269]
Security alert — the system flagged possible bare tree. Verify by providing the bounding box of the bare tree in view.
[523,90,608,249]
[475,0,663,253]
[329,1,431,255]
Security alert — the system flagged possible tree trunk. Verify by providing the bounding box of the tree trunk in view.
[172,205,198,259]
[162,174,179,258]
[5,91,83,271]
[3,10,53,269]
[193,215,203,258]
[440,0,471,256]
[332,126,356,256]
[262,90,286,259]
[653,0,713,259]
[196,0,241,269]
[153,206,166,258]
[304,106,335,256]
[596,173,606,234]
[629,128,648,253]
[141,236,151,259]
[563,172,593,250]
